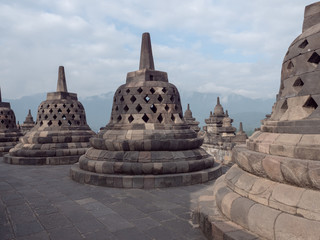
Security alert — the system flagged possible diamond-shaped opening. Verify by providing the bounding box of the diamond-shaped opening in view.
[175,105,178,110]
[72,114,75,119]
[115,106,119,111]
[124,105,129,112]
[130,95,137,103]
[308,52,320,65]
[54,104,57,108]
[5,125,8,128]
[68,120,72,126]
[5,115,7,118]
[120,96,124,102]
[137,87,143,94]
[44,115,48,120]
[303,96,318,109]
[157,114,163,123]
[63,104,66,108]
[298,39,308,49]
[118,90,121,94]
[47,120,52,126]
[287,61,294,70]
[58,108,62,113]
[171,114,175,122]
[1,120,4,124]
[47,104,50,108]
[158,95,163,102]
[179,113,183,119]
[136,104,142,112]
[71,104,74,108]
[53,114,57,120]
[67,108,70,113]
[162,87,167,93]
[114,97,116,102]
[42,109,45,113]
[150,104,157,113]
[144,95,150,103]
[128,115,134,123]
[58,120,62,126]
[62,115,67,120]
[170,95,175,102]
[293,77,304,87]
[40,121,43,126]
[117,115,122,122]
[126,89,130,94]
[49,109,53,113]
[150,88,155,94]
[142,114,149,123]
[281,100,288,110]
[75,109,78,113]
[165,104,169,111]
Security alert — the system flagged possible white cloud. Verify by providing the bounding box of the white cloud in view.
[0,0,314,101]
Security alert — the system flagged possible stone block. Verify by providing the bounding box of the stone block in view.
[230,197,255,229]
[262,155,285,183]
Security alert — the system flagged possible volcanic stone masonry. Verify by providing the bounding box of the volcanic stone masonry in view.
[4,66,95,165]
[0,88,22,156]
[213,2,320,239]
[201,97,247,165]
[184,103,200,132]
[18,109,35,134]
[70,32,222,188]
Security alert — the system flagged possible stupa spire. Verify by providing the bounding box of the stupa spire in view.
[56,66,68,92]
[239,122,243,132]
[217,97,220,105]
[187,103,190,110]
[139,32,155,70]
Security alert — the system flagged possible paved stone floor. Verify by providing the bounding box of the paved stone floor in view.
[0,158,222,240]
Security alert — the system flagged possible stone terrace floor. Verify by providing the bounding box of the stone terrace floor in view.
[0,158,227,240]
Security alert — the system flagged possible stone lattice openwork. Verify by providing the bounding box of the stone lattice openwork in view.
[70,33,222,188]
[0,88,22,156]
[4,66,95,165]
[213,2,320,239]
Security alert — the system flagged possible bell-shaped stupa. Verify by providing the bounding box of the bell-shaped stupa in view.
[19,109,35,134]
[4,66,95,165]
[0,88,22,156]
[184,104,200,132]
[214,2,320,239]
[70,33,222,188]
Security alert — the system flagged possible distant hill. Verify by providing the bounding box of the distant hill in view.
[5,91,274,134]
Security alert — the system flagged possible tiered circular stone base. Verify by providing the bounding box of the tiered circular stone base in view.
[70,162,221,188]
[4,130,94,165]
[0,131,22,156]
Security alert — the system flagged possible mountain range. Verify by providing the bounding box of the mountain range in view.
[5,91,275,135]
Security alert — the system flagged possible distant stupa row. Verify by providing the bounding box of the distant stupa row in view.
[4,66,95,165]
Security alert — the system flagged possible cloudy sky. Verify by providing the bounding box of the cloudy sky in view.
[0,0,314,100]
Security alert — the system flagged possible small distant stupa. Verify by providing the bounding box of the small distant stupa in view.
[202,97,247,164]
[4,66,95,165]
[0,88,22,156]
[70,33,222,188]
[19,109,35,134]
[184,104,200,132]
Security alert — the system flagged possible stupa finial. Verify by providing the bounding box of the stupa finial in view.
[57,66,68,92]
[187,103,190,110]
[28,109,32,116]
[217,97,220,105]
[239,122,243,132]
[139,33,155,70]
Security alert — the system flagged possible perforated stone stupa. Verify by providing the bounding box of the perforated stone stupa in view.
[0,88,22,156]
[70,33,222,188]
[184,104,200,132]
[202,97,246,164]
[19,109,35,134]
[214,2,320,239]
[4,66,95,165]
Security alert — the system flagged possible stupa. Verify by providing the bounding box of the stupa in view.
[184,104,200,132]
[202,97,245,164]
[214,2,320,239]
[4,66,95,165]
[0,88,22,156]
[70,33,222,188]
[19,109,35,134]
